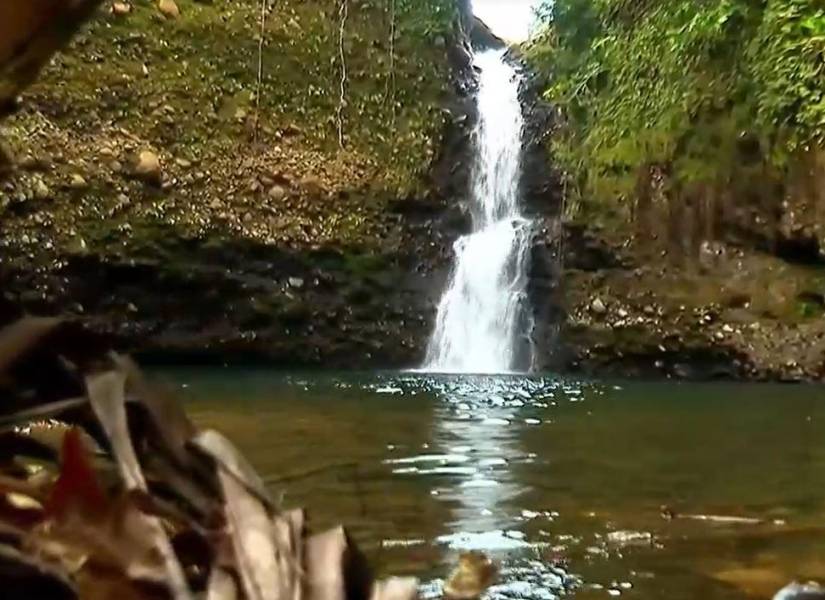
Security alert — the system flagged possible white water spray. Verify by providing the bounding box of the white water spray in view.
[424,50,533,374]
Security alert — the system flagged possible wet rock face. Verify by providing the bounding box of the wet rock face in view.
[503,54,567,371]
[1,238,437,368]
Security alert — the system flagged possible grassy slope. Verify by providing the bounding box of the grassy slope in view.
[0,0,455,263]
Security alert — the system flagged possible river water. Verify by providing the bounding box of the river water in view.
[166,369,825,600]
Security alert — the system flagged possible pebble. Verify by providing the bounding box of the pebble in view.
[158,0,180,18]
[590,297,607,315]
[268,185,286,201]
[69,174,87,189]
[112,1,131,15]
[134,150,162,184]
[33,179,50,200]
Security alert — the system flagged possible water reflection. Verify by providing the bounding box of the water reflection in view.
[384,374,580,597]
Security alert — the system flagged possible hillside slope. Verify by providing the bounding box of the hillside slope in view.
[0,0,476,366]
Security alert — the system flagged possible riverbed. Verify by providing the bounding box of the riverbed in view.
[164,370,825,599]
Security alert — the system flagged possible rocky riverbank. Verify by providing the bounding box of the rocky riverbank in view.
[543,220,825,382]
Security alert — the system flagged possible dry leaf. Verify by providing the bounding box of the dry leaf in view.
[207,566,238,600]
[85,370,192,600]
[219,468,282,600]
[304,526,372,600]
[192,430,271,507]
[371,577,419,600]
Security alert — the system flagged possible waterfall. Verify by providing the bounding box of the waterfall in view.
[424,49,533,374]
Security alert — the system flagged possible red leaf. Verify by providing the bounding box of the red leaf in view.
[45,428,107,519]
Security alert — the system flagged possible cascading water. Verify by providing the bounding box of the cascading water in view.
[424,49,533,374]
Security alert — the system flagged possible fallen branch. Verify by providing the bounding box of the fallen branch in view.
[0,0,105,116]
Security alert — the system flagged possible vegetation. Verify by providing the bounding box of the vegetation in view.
[525,0,825,220]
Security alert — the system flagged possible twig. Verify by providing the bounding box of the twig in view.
[263,461,359,485]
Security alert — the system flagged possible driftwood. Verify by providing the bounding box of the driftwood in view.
[660,505,765,525]
[0,314,418,600]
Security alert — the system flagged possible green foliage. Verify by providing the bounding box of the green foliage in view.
[524,0,825,212]
[395,0,458,39]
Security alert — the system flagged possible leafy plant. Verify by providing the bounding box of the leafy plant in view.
[524,0,825,217]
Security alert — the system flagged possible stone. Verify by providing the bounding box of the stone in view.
[33,178,50,200]
[268,185,286,201]
[288,277,304,289]
[300,175,324,196]
[134,150,162,184]
[590,297,607,315]
[773,582,825,600]
[69,174,87,189]
[444,552,497,600]
[112,1,132,15]
[617,308,629,318]
[158,0,180,18]
[175,157,192,168]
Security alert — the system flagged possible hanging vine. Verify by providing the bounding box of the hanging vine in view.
[336,0,349,148]
[386,0,397,130]
[252,0,268,143]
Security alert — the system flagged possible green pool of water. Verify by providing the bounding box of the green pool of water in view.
[159,370,825,599]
